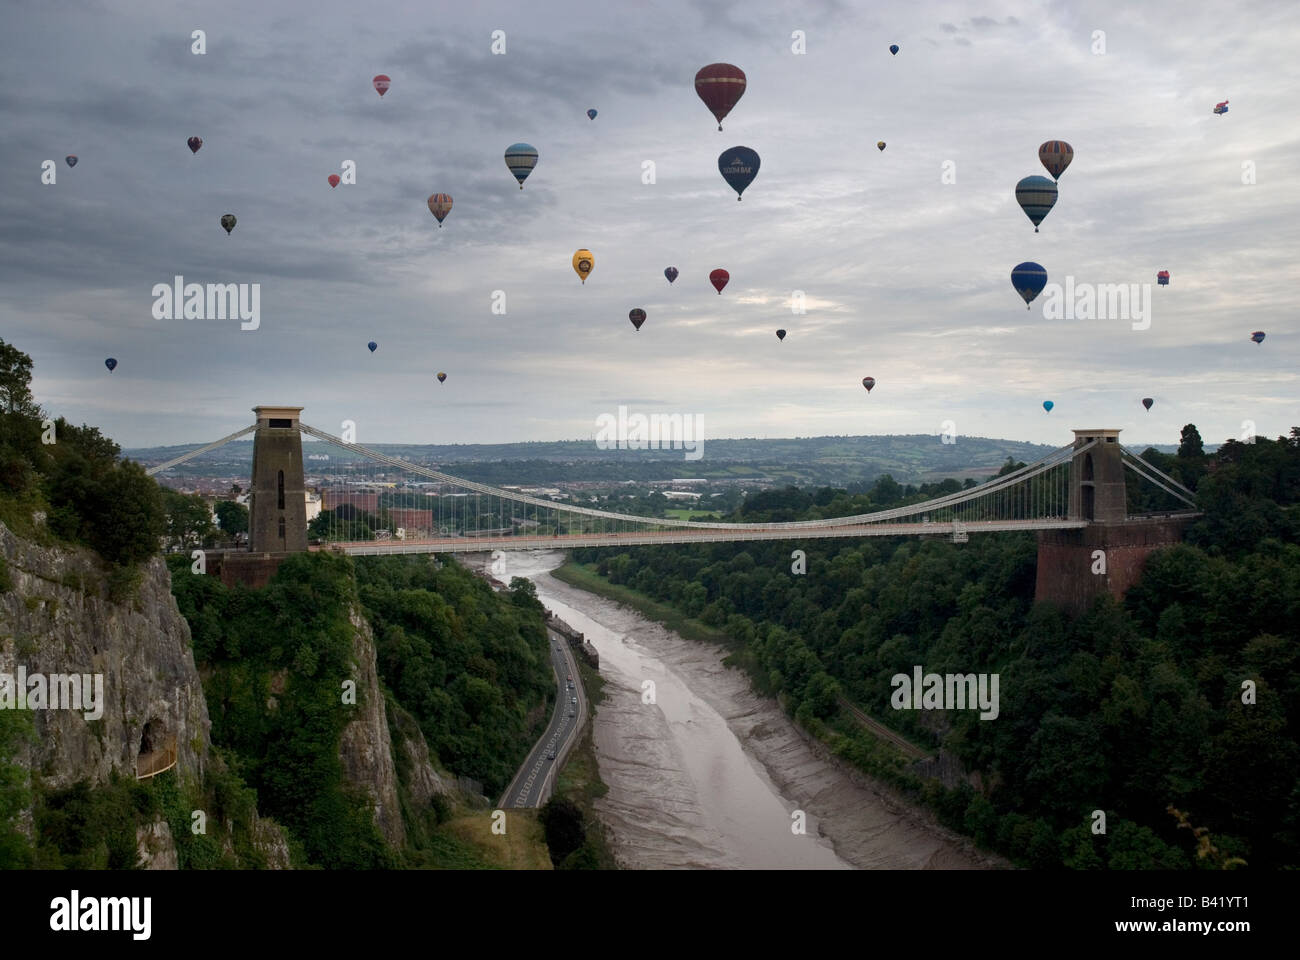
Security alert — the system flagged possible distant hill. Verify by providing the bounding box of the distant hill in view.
[122,433,1111,486]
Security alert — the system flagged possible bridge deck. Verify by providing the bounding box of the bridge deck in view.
[319,519,1089,555]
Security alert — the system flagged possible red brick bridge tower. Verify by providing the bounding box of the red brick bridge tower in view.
[1034,429,1196,615]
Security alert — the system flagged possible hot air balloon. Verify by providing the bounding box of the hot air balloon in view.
[1038,141,1073,180]
[437,371,447,383]
[629,308,646,331]
[664,267,678,284]
[1251,331,1266,344]
[1011,262,1048,309]
[889,44,899,55]
[427,193,453,226]
[104,358,117,372]
[1157,270,1169,286]
[187,137,203,154]
[695,63,746,131]
[1214,99,1228,115]
[776,329,786,341]
[373,75,391,97]
[862,377,876,393]
[328,174,340,188]
[1043,400,1054,413]
[220,214,236,235]
[709,268,729,294]
[718,147,760,200]
[505,143,538,189]
[65,156,77,167]
[587,108,597,120]
[877,141,886,151]
[1016,176,1057,231]
[1142,397,1154,411]
[367,341,377,353]
[572,249,594,284]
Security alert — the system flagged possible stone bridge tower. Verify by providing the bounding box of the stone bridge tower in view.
[1035,429,1193,615]
[248,406,308,553]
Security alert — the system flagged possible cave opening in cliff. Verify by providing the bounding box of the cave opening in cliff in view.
[139,717,165,756]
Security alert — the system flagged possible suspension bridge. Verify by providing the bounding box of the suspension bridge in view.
[146,406,1201,613]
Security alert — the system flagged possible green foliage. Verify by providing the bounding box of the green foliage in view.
[169,551,394,868]
[0,338,39,417]
[33,774,156,869]
[539,796,586,867]
[214,499,249,536]
[353,556,552,796]
[0,711,35,868]
[163,489,217,551]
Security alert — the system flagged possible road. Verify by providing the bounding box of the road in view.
[498,630,587,809]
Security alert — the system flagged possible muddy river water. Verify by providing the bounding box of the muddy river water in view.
[486,551,989,870]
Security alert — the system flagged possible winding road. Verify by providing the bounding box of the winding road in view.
[498,631,587,808]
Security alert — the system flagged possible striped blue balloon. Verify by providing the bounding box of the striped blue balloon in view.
[504,142,538,189]
[1015,175,1057,232]
[1011,261,1048,309]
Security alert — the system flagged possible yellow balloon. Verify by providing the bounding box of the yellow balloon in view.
[572,248,594,284]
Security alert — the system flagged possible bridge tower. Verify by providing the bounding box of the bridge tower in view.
[1035,428,1191,616]
[1067,428,1126,522]
[248,406,308,553]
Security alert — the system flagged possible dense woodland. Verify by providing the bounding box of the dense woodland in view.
[573,426,1300,869]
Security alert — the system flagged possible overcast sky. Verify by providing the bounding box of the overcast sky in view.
[3,0,1297,451]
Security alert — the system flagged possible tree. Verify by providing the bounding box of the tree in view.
[1178,424,1204,459]
[215,500,249,535]
[91,463,166,566]
[162,489,217,550]
[539,797,586,866]
[0,339,39,417]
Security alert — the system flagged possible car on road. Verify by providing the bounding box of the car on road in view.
[547,751,556,760]
[571,696,577,704]
[569,708,576,716]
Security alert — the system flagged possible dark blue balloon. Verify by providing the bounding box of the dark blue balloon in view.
[587,108,597,120]
[367,341,377,353]
[1011,262,1048,309]
[889,44,899,55]
[664,266,678,284]
[718,146,760,200]
[104,358,117,372]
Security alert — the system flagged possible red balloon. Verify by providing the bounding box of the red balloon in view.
[373,74,391,97]
[328,174,341,188]
[694,63,746,131]
[709,268,729,294]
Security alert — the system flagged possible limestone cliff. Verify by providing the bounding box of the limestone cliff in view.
[338,607,405,847]
[0,519,292,869]
[0,521,208,788]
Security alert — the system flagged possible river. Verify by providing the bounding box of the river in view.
[480,551,991,870]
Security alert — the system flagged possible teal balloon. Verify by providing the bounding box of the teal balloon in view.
[505,142,538,188]
[1015,175,1057,232]
[1042,400,1054,413]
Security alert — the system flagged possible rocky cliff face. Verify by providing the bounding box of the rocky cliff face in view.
[338,607,405,847]
[0,521,209,789]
